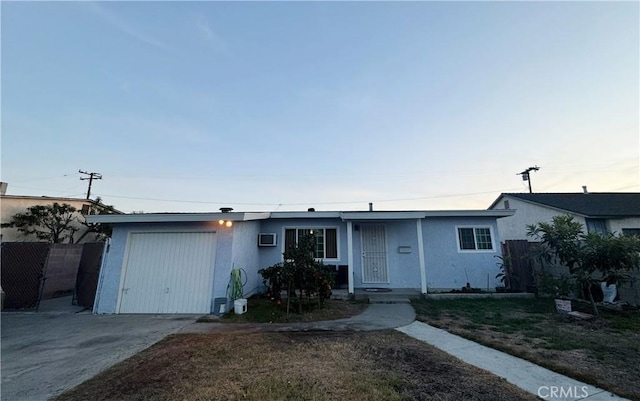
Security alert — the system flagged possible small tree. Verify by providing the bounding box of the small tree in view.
[259,233,334,314]
[1,199,116,244]
[2,203,80,243]
[527,215,640,315]
[75,197,116,242]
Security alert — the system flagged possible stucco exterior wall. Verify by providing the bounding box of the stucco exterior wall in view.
[608,217,640,235]
[230,221,261,297]
[94,224,129,313]
[492,196,587,241]
[422,217,502,291]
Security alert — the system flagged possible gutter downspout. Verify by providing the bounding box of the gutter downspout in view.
[347,221,355,296]
[416,219,427,295]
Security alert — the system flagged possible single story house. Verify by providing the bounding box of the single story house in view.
[87,208,514,314]
[488,191,640,240]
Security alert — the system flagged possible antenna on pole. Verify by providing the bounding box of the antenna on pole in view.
[517,166,540,193]
[79,170,102,199]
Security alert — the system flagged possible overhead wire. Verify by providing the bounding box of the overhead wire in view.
[93,187,525,207]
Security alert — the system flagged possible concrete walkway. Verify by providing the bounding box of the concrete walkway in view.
[397,321,630,401]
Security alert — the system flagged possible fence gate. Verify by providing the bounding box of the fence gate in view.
[1,242,105,310]
[74,242,105,308]
[41,244,85,299]
[1,243,51,309]
[501,240,535,291]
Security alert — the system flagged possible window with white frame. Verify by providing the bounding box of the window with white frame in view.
[284,228,338,259]
[457,227,494,251]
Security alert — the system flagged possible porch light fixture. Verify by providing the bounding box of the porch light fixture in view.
[218,220,233,227]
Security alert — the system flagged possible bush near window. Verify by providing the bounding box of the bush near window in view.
[259,234,335,314]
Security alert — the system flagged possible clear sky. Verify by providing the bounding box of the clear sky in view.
[2,1,638,213]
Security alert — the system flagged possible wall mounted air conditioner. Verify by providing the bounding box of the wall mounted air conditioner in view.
[258,233,277,247]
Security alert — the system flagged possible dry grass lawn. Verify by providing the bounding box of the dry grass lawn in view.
[54,330,538,401]
[413,297,640,401]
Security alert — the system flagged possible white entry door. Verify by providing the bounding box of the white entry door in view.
[361,225,388,283]
[118,232,217,314]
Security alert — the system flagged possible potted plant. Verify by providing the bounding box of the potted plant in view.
[228,267,248,314]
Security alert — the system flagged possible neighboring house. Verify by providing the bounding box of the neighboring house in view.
[0,194,121,243]
[86,208,513,314]
[488,192,640,305]
[488,192,640,240]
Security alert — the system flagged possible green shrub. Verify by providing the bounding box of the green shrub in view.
[259,234,335,314]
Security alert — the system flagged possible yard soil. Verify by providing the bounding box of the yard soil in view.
[416,301,640,401]
[54,331,538,401]
[213,298,369,324]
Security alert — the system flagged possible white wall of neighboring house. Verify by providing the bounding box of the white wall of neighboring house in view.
[492,195,640,241]
[608,217,640,235]
[491,196,588,241]
[0,196,102,243]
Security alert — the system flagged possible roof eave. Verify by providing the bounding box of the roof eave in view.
[86,209,515,224]
[85,212,270,224]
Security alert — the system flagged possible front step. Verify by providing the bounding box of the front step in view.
[330,289,422,303]
[330,290,350,300]
[367,295,411,304]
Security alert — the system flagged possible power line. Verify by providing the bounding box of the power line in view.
[94,187,524,207]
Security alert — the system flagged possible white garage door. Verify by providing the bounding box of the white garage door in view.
[118,232,217,314]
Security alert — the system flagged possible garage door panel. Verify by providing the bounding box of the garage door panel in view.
[170,233,215,313]
[119,232,216,314]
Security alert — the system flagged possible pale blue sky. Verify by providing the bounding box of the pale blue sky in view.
[2,1,638,213]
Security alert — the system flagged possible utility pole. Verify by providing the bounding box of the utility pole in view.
[517,166,540,193]
[79,170,102,199]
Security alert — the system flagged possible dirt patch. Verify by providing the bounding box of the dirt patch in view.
[200,298,368,324]
[54,331,538,401]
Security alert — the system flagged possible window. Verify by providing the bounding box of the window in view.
[284,228,338,259]
[622,228,640,237]
[457,227,494,251]
[586,219,608,236]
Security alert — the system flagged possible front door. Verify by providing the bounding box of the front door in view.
[361,224,388,283]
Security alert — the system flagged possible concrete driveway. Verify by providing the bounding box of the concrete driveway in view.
[1,306,197,401]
